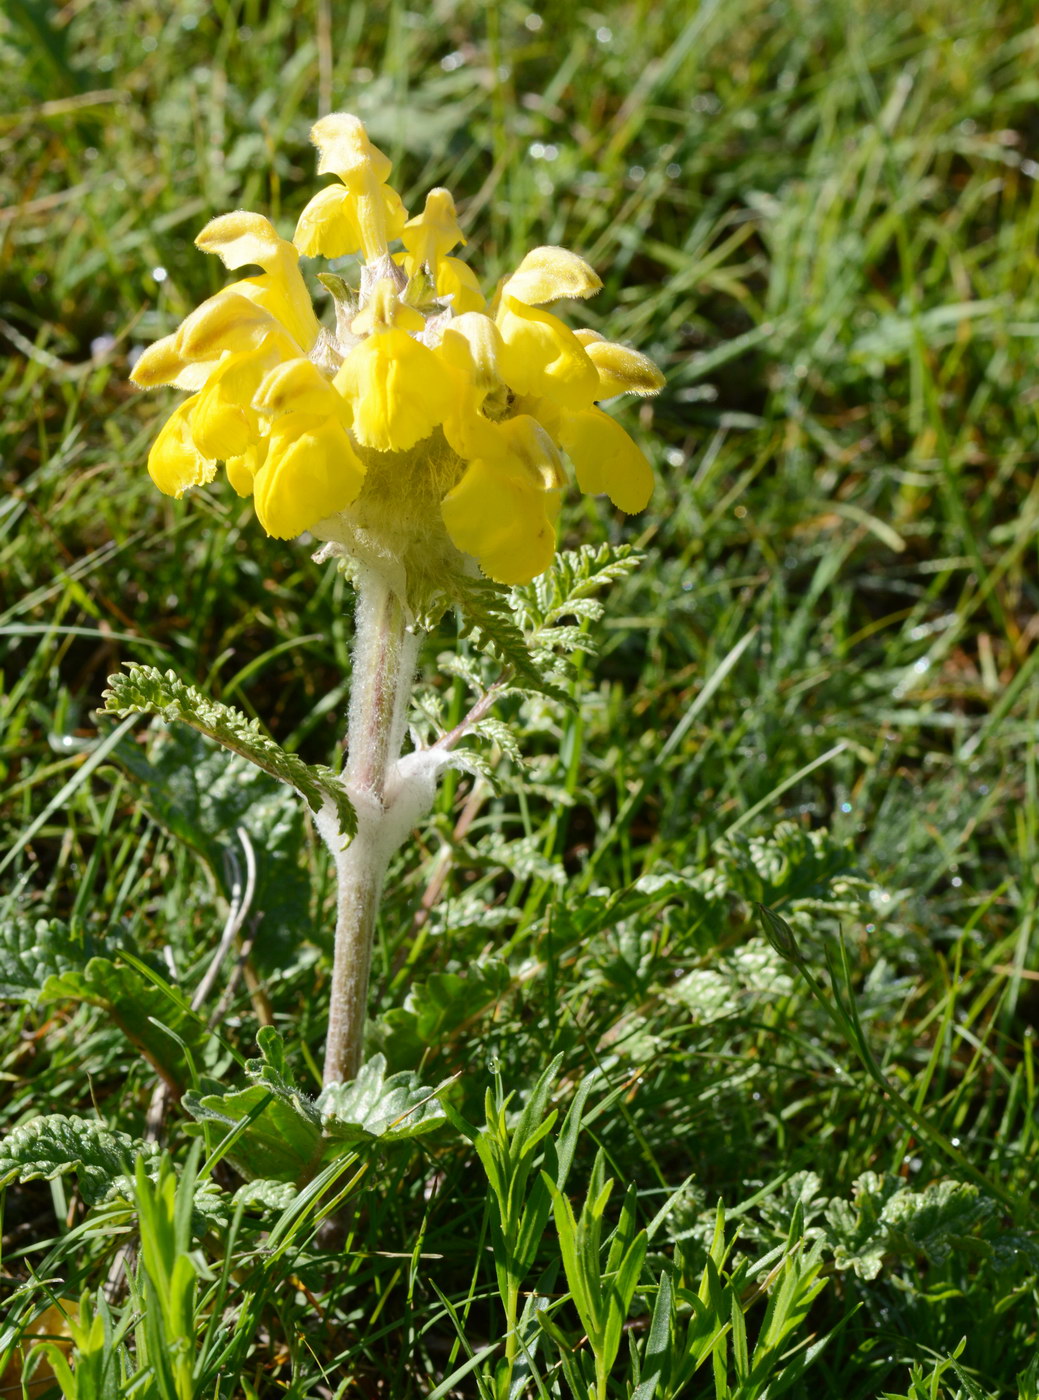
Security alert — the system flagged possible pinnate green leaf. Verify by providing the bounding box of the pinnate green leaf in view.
[101,664,356,838]
[825,1172,1009,1280]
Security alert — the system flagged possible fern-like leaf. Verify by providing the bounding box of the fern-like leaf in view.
[448,574,570,704]
[512,543,641,659]
[101,665,356,838]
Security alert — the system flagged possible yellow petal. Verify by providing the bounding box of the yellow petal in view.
[310,113,393,185]
[175,292,279,362]
[293,184,363,258]
[496,296,599,409]
[130,333,210,391]
[146,396,217,497]
[226,438,267,497]
[557,406,654,513]
[254,357,350,424]
[500,246,602,305]
[253,412,366,538]
[441,457,557,584]
[236,277,320,353]
[190,350,276,459]
[333,329,453,452]
[195,211,294,270]
[438,313,504,394]
[497,413,566,489]
[306,115,406,259]
[195,212,320,351]
[403,188,465,271]
[574,331,666,397]
[437,315,512,460]
[436,257,485,312]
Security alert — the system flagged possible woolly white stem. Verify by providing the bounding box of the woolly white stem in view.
[320,564,420,1086]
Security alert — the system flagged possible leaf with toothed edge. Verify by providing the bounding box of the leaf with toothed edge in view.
[182,1035,447,1185]
[0,1115,158,1206]
[101,664,356,839]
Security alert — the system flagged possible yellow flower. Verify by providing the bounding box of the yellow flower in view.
[145,395,215,496]
[131,112,664,589]
[294,114,406,261]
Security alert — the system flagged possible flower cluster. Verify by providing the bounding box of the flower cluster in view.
[131,114,664,588]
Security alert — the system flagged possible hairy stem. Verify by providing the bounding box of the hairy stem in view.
[321,565,419,1085]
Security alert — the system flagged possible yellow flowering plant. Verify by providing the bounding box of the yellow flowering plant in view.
[115,113,664,1084]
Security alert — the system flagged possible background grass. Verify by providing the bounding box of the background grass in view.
[3,0,1039,1396]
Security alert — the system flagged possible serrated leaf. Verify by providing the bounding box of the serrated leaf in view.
[0,915,84,1001]
[469,831,567,885]
[373,957,513,1067]
[184,1044,443,1184]
[38,956,218,1093]
[101,664,356,839]
[233,1179,299,1213]
[718,822,868,912]
[0,1115,157,1206]
[183,1081,325,1183]
[449,574,570,704]
[189,1178,232,1230]
[316,1053,447,1142]
[825,1173,1002,1280]
[511,543,641,659]
[468,717,523,765]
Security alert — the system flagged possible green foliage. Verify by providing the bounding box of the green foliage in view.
[510,544,642,672]
[445,573,571,707]
[441,546,643,719]
[108,723,317,971]
[825,1173,1039,1282]
[36,1292,129,1400]
[6,0,1039,1395]
[183,1030,445,1186]
[0,915,85,999]
[315,1049,449,1142]
[444,1057,596,1399]
[373,957,512,1069]
[102,665,356,839]
[541,1150,648,1400]
[38,955,219,1092]
[0,1114,156,1206]
[0,903,223,1090]
[131,1153,200,1400]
